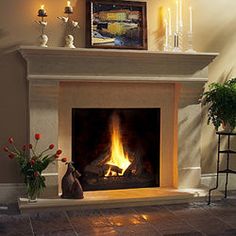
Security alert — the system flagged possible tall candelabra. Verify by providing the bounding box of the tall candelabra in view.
[162,2,196,53]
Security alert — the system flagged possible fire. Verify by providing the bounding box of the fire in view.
[105,114,131,176]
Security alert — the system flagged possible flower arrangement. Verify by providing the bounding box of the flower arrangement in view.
[3,133,67,202]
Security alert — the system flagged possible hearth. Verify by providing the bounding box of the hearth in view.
[72,108,160,191]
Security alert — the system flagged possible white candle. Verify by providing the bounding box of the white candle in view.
[189,6,193,33]
[38,5,47,17]
[176,0,179,33]
[165,19,168,47]
[168,8,172,36]
[179,0,183,28]
[65,1,73,14]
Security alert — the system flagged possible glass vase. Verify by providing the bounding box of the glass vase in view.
[26,176,40,203]
[28,191,38,203]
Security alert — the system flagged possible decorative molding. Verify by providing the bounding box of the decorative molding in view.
[18,46,218,81]
[201,173,236,190]
[27,74,208,83]
[19,46,218,58]
[181,167,201,170]
[0,183,26,203]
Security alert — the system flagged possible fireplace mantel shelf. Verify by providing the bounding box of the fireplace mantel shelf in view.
[19,46,218,59]
[19,46,218,83]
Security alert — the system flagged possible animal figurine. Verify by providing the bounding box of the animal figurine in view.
[61,162,84,199]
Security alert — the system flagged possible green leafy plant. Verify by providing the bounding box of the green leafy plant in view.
[3,134,67,201]
[202,78,236,131]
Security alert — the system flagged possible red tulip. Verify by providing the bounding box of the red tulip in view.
[56,149,62,155]
[30,160,35,166]
[35,133,41,140]
[49,144,54,150]
[8,153,15,159]
[28,144,33,149]
[61,157,67,163]
[8,137,14,144]
[34,171,39,177]
[3,146,9,152]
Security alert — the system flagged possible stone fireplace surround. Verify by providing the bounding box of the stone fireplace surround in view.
[19,46,218,202]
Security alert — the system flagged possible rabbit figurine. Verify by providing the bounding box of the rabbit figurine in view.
[61,162,84,199]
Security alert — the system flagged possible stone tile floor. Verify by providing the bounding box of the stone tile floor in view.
[0,193,236,236]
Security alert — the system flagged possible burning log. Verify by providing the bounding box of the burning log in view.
[84,165,103,176]
[103,164,123,176]
[123,153,143,177]
[90,153,110,166]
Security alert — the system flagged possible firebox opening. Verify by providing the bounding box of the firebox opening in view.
[72,108,160,191]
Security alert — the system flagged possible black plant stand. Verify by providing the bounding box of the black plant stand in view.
[208,131,236,205]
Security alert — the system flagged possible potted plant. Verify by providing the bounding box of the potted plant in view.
[2,133,67,202]
[202,78,236,131]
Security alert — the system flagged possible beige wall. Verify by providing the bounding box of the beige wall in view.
[0,0,235,183]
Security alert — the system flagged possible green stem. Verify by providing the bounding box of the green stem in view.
[12,144,20,155]
[38,148,50,159]
[31,140,38,157]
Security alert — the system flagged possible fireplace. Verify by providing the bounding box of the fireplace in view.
[72,108,160,191]
[19,46,218,198]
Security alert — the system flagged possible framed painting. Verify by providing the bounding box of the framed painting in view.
[86,0,147,50]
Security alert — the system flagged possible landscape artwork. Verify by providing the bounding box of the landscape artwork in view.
[86,0,147,49]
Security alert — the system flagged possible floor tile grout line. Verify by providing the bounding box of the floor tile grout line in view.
[28,215,35,236]
[164,205,206,235]
[204,205,236,229]
[64,211,79,236]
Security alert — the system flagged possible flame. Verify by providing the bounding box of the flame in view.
[105,114,131,176]
[67,1,71,7]
[40,5,44,10]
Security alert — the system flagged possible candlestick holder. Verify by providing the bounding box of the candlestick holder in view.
[168,34,173,51]
[58,11,80,48]
[172,33,181,52]
[164,34,171,52]
[178,26,184,51]
[35,16,48,47]
[163,22,172,52]
[164,38,173,52]
[35,6,48,47]
[186,31,196,53]
[163,43,170,52]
